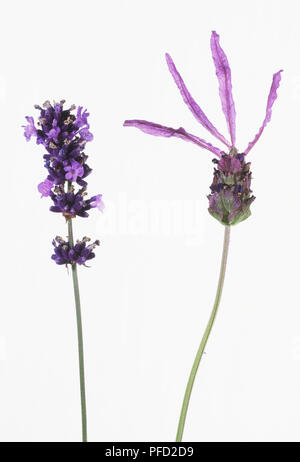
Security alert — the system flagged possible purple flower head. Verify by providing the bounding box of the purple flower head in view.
[52,236,100,266]
[208,152,255,225]
[24,100,104,219]
[124,32,282,225]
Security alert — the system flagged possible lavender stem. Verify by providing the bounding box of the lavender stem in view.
[176,225,230,442]
[68,217,88,442]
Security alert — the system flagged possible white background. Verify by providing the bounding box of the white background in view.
[0,0,299,442]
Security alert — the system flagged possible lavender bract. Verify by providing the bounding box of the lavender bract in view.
[124,31,282,225]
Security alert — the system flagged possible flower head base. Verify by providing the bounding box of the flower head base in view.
[208,152,255,225]
[124,31,282,225]
[52,236,100,266]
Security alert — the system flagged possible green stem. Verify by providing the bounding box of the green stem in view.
[175,225,231,442]
[68,218,88,442]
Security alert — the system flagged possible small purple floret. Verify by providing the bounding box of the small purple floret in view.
[75,107,90,128]
[38,178,54,197]
[23,116,37,141]
[90,194,105,212]
[64,160,84,182]
[79,128,93,142]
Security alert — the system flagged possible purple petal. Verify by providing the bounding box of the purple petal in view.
[123,120,223,157]
[47,126,60,141]
[79,128,93,142]
[75,106,90,128]
[22,116,37,141]
[38,178,54,197]
[90,194,105,212]
[244,70,282,155]
[96,195,105,212]
[165,53,230,148]
[64,160,84,181]
[210,31,236,147]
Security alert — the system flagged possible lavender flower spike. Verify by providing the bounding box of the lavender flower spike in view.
[24,100,104,442]
[124,32,282,442]
[23,100,103,219]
